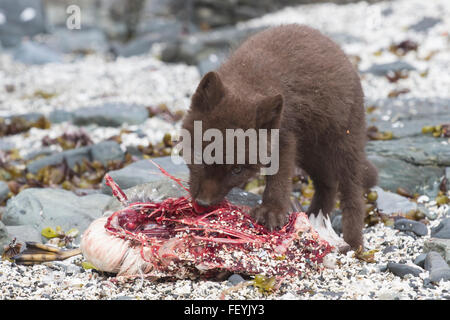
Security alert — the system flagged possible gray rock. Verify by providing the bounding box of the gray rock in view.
[383,245,397,254]
[0,221,9,254]
[13,41,63,65]
[446,167,450,184]
[0,0,46,47]
[104,175,261,215]
[44,28,109,54]
[101,156,189,195]
[414,253,427,268]
[136,17,183,36]
[418,205,437,221]
[369,118,450,140]
[409,17,442,32]
[2,188,112,239]
[5,225,42,243]
[113,296,135,300]
[373,187,417,214]
[422,278,435,289]
[367,136,450,167]
[381,7,393,16]
[366,98,450,147]
[27,141,124,174]
[0,181,10,202]
[90,141,125,166]
[161,40,203,65]
[378,264,388,272]
[104,179,190,214]
[226,187,262,209]
[431,218,450,239]
[48,110,74,123]
[114,34,162,57]
[387,262,422,278]
[0,140,15,151]
[115,19,182,57]
[4,112,44,123]
[161,26,265,65]
[367,97,450,123]
[368,155,444,196]
[73,103,149,127]
[228,274,245,286]
[331,214,342,235]
[186,0,345,29]
[424,251,449,270]
[27,146,91,174]
[394,219,428,237]
[23,147,55,161]
[363,61,416,76]
[423,238,450,265]
[378,290,401,300]
[326,32,364,45]
[424,252,450,283]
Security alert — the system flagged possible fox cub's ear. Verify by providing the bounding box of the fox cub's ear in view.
[256,94,284,129]
[191,71,225,112]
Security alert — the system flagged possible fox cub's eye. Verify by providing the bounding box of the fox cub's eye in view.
[232,166,243,175]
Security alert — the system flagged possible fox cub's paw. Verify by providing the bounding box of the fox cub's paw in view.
[250,204,288,231]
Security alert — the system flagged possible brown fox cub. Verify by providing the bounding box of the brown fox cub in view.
[181,24,377,250]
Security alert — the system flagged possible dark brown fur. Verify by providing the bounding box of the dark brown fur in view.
[182,24,378,250]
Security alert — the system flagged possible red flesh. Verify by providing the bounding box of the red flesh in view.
[103,167,332,279]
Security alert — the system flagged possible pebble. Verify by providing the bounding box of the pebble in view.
[431,218,450,239]
[424,238,450,265]
[414,253,427,268]
[419,205,438,221]
[409,16,442,32]
[227,274,246,286]
[331,214,342,235]
[424,252,450,283]
[417,196,430,204]
[387,262,423,278]
[383,246,397,254]
[394,219,428,237]
[373,187,417,215]
[323,253,337,269]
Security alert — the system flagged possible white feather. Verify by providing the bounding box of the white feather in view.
[308,211,350,253]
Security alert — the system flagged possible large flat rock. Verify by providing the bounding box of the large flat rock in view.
[101,156,189,195]
[27,141,125,174]
[367,155,443,195]
[73,103,149,127]
[2,188,112,237]
[366,136,450,167]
